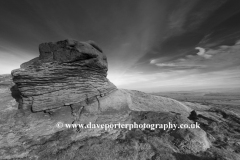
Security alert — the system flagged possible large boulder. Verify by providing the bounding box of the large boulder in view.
[11,39,117,112]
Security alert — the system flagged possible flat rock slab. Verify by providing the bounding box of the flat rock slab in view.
[0,88,212,159]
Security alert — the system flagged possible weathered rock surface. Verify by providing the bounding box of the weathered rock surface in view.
[11,39,116,112]
[0,40,219,160]
[0,88,212,160]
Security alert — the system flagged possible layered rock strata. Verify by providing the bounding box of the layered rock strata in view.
[11,39,117,112]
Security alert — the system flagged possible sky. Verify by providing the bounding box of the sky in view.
[0,0,240,92]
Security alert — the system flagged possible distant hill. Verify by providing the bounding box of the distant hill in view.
[0,74,13,87]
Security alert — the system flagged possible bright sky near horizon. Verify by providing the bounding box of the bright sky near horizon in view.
[1,0,240,92]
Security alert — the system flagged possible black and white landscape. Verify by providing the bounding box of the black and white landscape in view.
[0,0,240,160]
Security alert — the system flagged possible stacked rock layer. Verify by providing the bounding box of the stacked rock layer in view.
[11,39,117,112]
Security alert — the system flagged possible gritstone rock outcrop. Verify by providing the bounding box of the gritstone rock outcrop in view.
[11,39,117,112]
[0,40,215,160]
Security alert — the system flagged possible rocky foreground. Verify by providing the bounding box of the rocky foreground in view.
[0,40,239,160]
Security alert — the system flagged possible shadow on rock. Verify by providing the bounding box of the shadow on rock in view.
[173,153,215,160]
[10,84,22,109]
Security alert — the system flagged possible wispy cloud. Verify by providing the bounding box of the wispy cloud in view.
[109,67,240,92]
[196,47,212,59]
